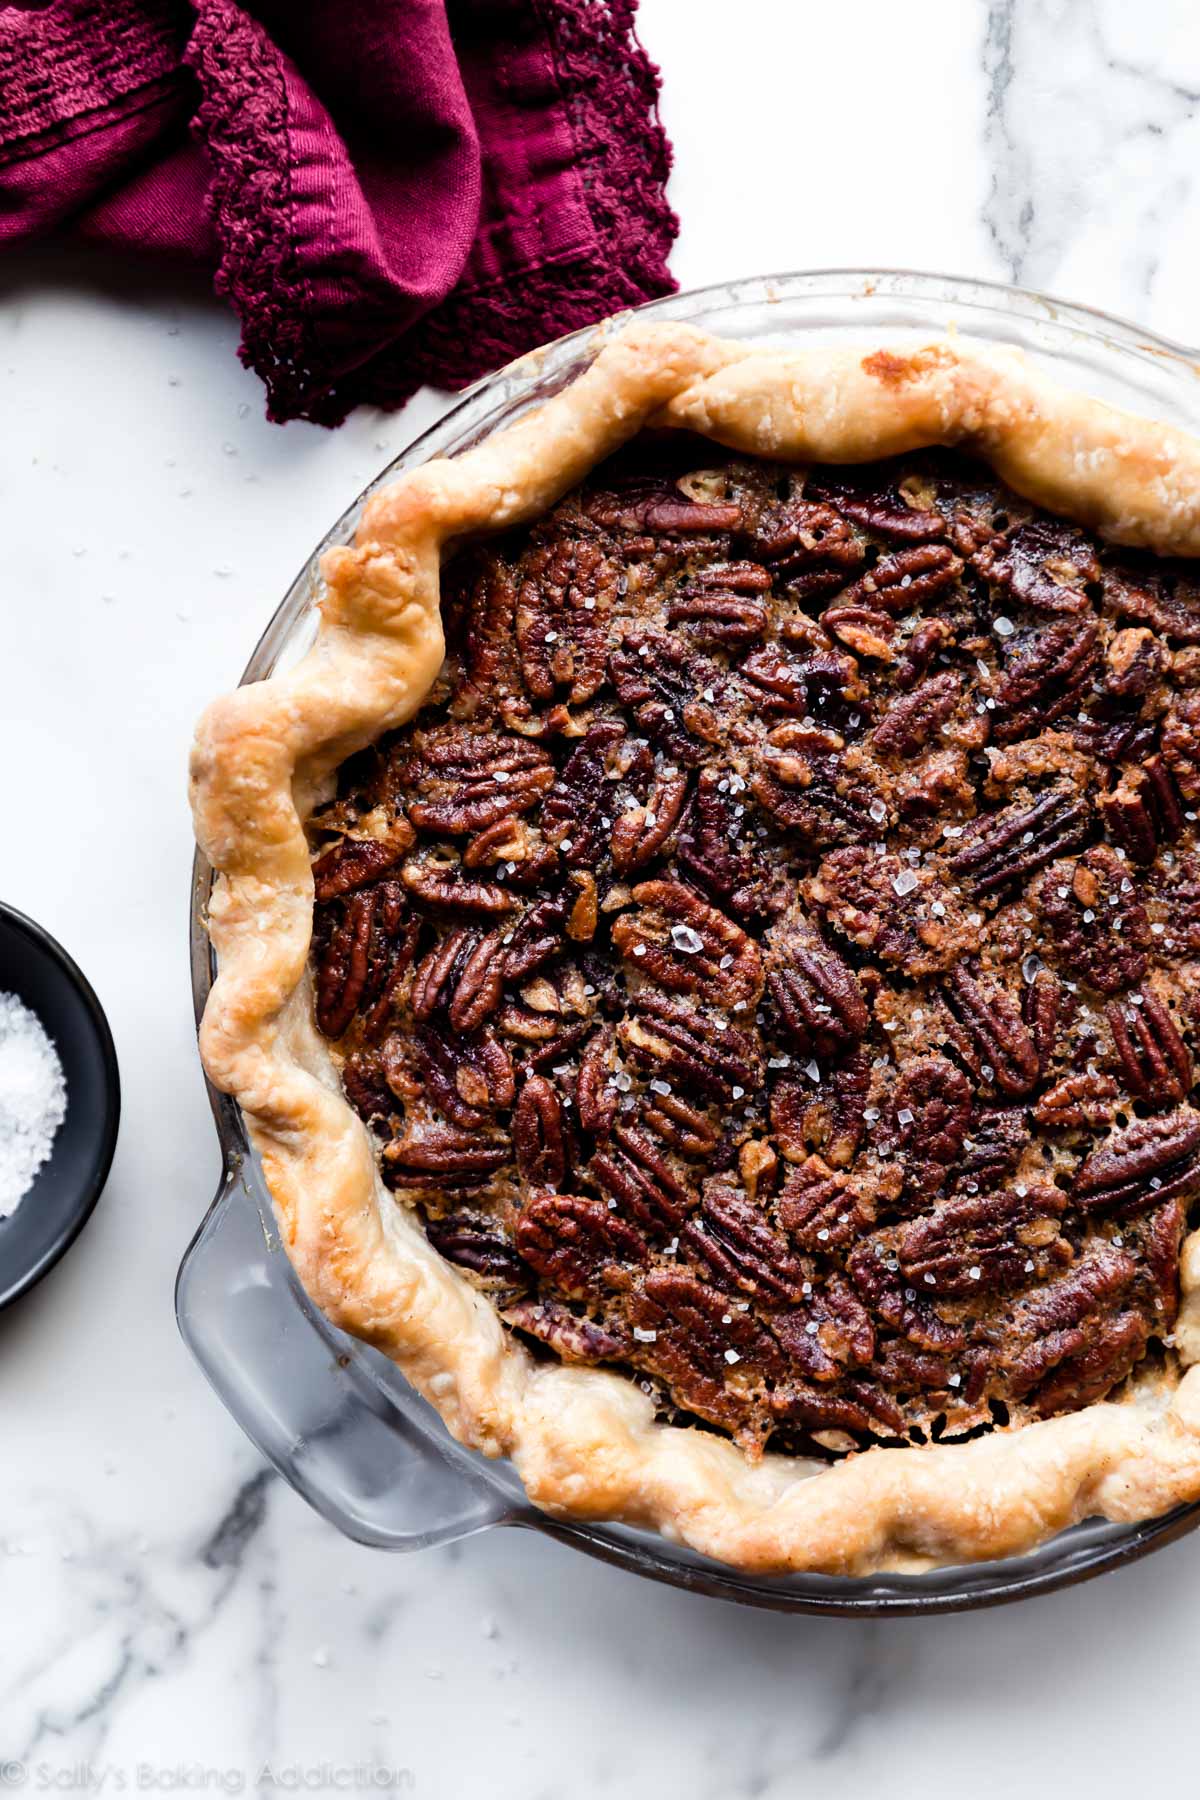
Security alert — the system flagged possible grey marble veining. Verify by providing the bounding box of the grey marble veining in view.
[982,0,1200,335]
[4,2,1200,1794]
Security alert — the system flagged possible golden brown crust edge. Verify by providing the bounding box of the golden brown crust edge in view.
[190,320,1200,1577]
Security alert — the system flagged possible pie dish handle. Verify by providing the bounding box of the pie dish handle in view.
[175,1158,514,1551]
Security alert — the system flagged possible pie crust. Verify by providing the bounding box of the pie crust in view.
[191,322,1200,1576]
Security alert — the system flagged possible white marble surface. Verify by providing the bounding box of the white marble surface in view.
[2,1,1200,1791]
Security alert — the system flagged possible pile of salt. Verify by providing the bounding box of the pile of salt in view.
[0,992,68,1217]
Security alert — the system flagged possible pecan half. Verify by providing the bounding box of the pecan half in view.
[609,630,723,766]
[1073,1109,1200,1214]
[406,730,555,836]
[896,1185,1067,1297]
[412,1025,514,1129]
[312,822,416,901]
[1039,846,1150,994]
[992,618,1099,744]
[513,1074,568,1189]
[612,879,764,1008]
[589,1123,693,1233]
[1100,757,1184,864]
[619,993,762,1100]
[765,929,868,1058]
[514,1192,647,1296]
[1107,992,1192,1107]
[949,785,1092,894]
[941,965,1039,1097]
[667,563,770,647]
[683,1185,810,1301]
[425,1213,530,1289]
[772,1279,876,1382]
[384,1124,510,1189]
[806,846,977,976]
[770,1052,870,1171]
[676,767,766,920]
[504,1296,629,1364]
[742,492,866,591]
[1162,693,1200,806]
[894,1056,972,1193]
[539,719,625,868]
[833,543,963,616]
[315,882,416,1040]
[630,1271,783,1450]
[610,765,689,874]
[1034,1071,1119,1130]
[1001,1249,1145,1412]
[871,672,961,760]
[973,518,1099,614]
[777,1156,872,1251]
[1106,558,1200,644]
[846,1241,965,1354]
[402,855,519,914]
[750,723,877,848]
[516,536,617,703]
[806,466,947,542]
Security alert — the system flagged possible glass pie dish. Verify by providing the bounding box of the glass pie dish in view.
[179,268,1200,1613]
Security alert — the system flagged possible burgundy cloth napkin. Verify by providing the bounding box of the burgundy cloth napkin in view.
[0,0,677,423]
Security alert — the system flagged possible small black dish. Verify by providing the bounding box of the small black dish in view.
[0,902,119,1308]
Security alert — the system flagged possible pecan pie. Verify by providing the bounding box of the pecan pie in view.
[192,323,1200,1575]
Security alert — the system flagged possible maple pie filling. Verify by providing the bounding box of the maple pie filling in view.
[306,433,1200,1462]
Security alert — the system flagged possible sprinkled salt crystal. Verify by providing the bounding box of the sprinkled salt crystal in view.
[664,1237,678,1255]
[649,1078,672,1096]
[816,1228,830,1242]
[968,1265,981,1281]
[924,1273,935,1285]
[582,597,595,610]
[868,798,888,825]
[703,688,715,702]
[981,1063,995,1083]
[632,943,647,958]
[544,629,558,643]
[942,824,964,838]
[493,769,509,784]
[670,924,704,955]
[948,1372,962,1388]
[633,1326,658,1343]
[804,1059,821,1083]
[930,900,946,917]
[896,1108,914,1126]
[0,993,67,1218]
[719,954,734,969]
[1082,907,1096,923]
[892,869,919,897]
[724,1349,741,1365]
[1024,1258,1035,1273]
[731,1085,745,1100]
[614,1071,633,1092]
[643,812,657,829]
[1022,954,1043,983]
[993,616,1014,637]
[863,1107,880,1123]
[805,1321,819,1336]
[767,1055,791,1070]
